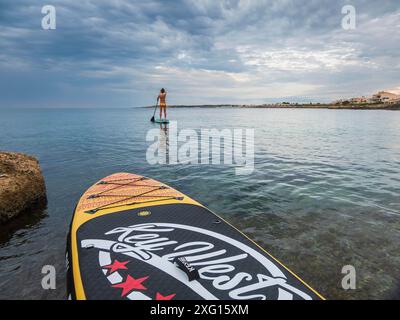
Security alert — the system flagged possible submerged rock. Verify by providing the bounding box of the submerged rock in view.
[0,152,47,224]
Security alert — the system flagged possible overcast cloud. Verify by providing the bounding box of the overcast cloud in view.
[0,0,399,107]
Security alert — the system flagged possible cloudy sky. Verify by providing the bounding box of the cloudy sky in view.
[0,0,399,108]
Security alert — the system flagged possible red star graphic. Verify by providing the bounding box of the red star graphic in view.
[103,260,129,274]
[156,292,176,300]
[113,275,149,297]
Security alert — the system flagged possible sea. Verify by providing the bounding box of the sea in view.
[0,107,399,299]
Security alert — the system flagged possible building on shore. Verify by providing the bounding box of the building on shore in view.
[371,91,400,104]
[350,96,368,104]
[333,96,368,105]
[334,91,400,105]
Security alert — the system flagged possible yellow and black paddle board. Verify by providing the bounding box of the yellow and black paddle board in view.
[66,173,324,300]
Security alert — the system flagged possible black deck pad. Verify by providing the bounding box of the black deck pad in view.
[76,204,320,300]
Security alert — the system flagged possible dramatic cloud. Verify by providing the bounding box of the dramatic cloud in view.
[0,0,399,107]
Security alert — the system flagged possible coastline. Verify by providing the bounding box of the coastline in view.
[143,103,400,110]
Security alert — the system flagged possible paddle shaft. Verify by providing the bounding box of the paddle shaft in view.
[151,102,158,122]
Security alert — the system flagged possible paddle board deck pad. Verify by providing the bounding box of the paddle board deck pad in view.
[67,173,324,300]
[154,119,170,124]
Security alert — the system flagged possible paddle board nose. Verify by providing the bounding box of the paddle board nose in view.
[67,172,324,300]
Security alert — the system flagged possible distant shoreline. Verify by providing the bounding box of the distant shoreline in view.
[143,103,400,110]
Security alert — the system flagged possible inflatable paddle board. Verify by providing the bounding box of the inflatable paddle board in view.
[154,119,170,124]
[67,173,324,300]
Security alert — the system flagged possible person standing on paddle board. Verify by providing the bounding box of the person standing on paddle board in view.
[157,88,167,120]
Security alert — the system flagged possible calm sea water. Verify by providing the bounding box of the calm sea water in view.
[0,107,400,300]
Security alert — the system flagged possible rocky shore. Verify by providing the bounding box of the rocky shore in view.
[0,152,47,224]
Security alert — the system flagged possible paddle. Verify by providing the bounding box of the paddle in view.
[150,102,158,122]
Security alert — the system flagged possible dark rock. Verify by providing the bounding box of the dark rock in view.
[0,152,47,224]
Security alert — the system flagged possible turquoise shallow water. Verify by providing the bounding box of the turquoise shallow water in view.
[0,107,400,299]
